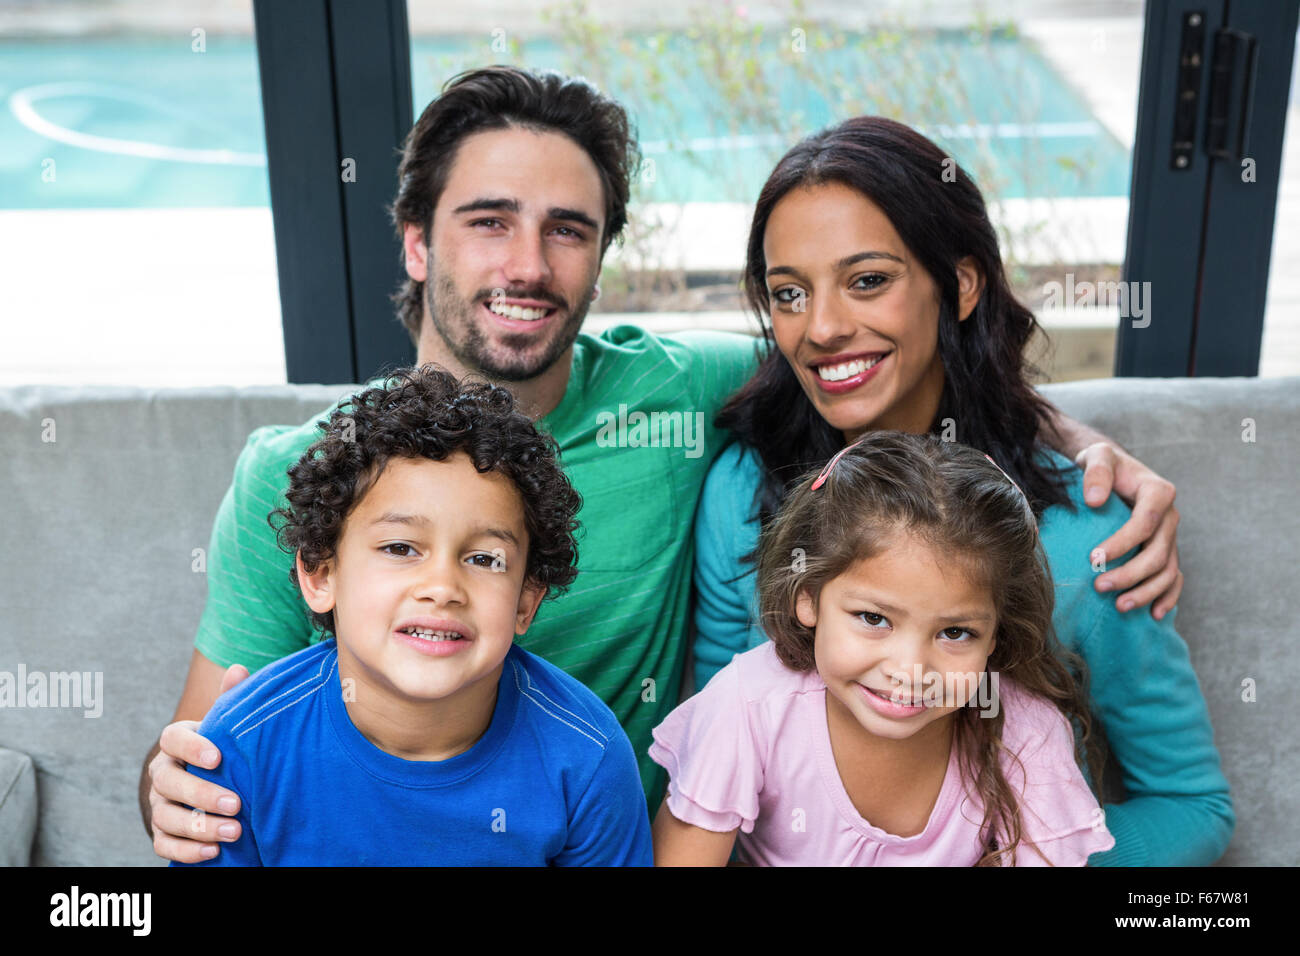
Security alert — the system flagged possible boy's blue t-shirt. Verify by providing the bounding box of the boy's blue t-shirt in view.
[172,639,653,866]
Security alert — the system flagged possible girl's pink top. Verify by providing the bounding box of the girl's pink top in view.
[649,642,1115,866]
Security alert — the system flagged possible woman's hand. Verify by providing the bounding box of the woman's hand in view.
[1074,441,1182,620]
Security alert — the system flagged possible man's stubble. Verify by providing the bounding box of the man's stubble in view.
[424,256,596,383]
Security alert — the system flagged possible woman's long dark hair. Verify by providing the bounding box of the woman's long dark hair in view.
[719,116,1076,528]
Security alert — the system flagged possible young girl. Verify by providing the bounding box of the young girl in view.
[651,431,1114,866]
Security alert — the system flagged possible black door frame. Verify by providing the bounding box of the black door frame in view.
[253,0,415,385]
[1120,0,1297,377]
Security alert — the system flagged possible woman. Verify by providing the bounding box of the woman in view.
[691,116,1233,865]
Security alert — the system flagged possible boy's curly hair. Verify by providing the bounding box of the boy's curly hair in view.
[270,365,581,637]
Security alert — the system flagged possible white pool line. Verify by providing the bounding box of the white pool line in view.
[640,121,1101,153]
[8,81,266,166]
[12,80,1098,164]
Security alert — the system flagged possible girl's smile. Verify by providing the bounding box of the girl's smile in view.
[858,682,928,717]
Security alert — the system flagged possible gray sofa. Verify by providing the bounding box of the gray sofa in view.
[1,375,1297,865]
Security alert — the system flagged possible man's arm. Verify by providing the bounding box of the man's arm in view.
[1040,405,1183,619]
[139,650,247,862]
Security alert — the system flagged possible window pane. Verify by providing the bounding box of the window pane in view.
[1260,29,1300,378]
[0,0,283,386]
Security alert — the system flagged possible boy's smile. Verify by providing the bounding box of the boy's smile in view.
[392,614,476,656]
[297,452,545,760]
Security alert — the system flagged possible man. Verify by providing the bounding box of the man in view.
[143,66,1183,863]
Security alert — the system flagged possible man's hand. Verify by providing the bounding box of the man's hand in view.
[1074,441,1182,620]
[146,663,248,863]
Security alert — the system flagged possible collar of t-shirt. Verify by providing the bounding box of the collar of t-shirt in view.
[322,640,524,786]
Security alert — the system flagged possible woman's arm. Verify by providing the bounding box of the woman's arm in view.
[652,799,738,866]
[1081,603,1234,866]
[692,444,766,690]
[1053,494,1234,866]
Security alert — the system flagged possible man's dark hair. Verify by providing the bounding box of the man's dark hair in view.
[270,364,582,636]
[388,65,639,345]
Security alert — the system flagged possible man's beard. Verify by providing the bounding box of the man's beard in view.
[424,263,594,382]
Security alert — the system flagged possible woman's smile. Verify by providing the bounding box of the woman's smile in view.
[808,350,893,394]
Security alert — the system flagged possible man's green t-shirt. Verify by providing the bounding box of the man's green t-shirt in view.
[194,325,761,805]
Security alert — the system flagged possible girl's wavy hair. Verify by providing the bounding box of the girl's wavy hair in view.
[719,115,1076,529]
[270,365,581,637]
[388,65,639,345]
[757,431,1105,866]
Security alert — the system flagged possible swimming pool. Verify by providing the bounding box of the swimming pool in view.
[0,29,1130,210]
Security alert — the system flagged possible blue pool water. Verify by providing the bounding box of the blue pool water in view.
[0,31,1130,210]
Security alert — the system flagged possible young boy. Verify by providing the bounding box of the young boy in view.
[173,366,652,865]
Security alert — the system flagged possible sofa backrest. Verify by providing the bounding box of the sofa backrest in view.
[1039,376,1298,866]
[1,384,353,865]
[1,376,1295,865]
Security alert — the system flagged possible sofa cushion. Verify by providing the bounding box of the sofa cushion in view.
[0,747,37,866]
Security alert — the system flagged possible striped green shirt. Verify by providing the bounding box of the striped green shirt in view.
[194,325,760,804]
